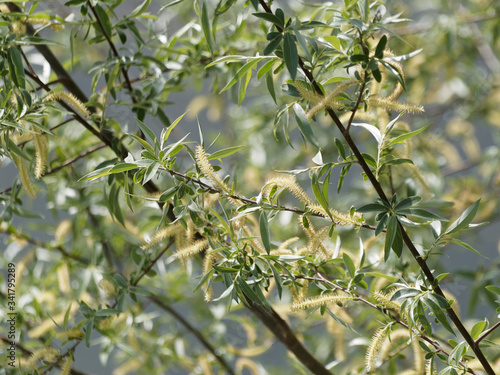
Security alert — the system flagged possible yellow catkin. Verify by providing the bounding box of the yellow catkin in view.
[227,341,272,357]
[305,79,359,119]
[425,360,438,375]
[25,347,59,370]
[380,328,410,360]
[44,91,90,118]
[195,145,230,193]
[291,292,350,312]
[25,17,64,32]
[12,155,37,198]
[265,175,314,206]
[141,222,184,251]
[413,338,425,374]
[58,356,73,375]
[235,358,260,375]
[278,237,300,250]
[56,263,71,295]
[98,278,116,298]
[308,204,363,226]
[55,220,72,242]
[55,328,84,341]
[33,132,48,179]
[373,290,402,313]
[202,252,216,302]
[174,239,209,259]
[308,226,334,259]
[365,326,390,373]
[0,4,10,13]
[367,97,424,114]
[198,355,214,375]
[295,80,323,103]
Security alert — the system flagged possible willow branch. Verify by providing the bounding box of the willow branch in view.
[149,296,236,375]
[476,321,500,344]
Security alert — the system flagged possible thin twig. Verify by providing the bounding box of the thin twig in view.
[149,296,237,375]
[476,321,500,344]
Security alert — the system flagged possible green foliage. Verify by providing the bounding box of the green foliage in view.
[1,1,500,375]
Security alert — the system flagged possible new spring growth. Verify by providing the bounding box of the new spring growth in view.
[44,91,91,118]
[290,292,351,312]
[59,356,73,375]
[265,175,314,206]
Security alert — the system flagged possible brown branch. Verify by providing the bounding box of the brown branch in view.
[245,300,333,375]
[149,296,236,375]
[88,2,137,105]
[476,321,500,345]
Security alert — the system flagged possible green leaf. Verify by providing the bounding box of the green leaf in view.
[448,238,486,258]
[342,253,356,278]
[422,296,455,335]
[163,111,187,145]
[445,199,480,235]
[205,55,251,68]
[252,12,284,28]
[375,35,387,59]
[193,269,215,293]
[238,69,252,106]
[351,123,382,145]
[311,171,333,221]
[283,33,298,81]
[109,163,139,174]
[259,211,271,254]
[384,215,397,261]
[7,47,25,89]
[264,35,283,55]
[391,288,420,300]
[384,48,423,62]
[79,166,113,181]
[208,145,245,160]
[357,203,388,213]
[394,196,421,211]
[270,263,283,299]
[201,1,215,56]
[293,103,319,148]
[85,317,94,347]
[470,321,486,340]
[135,118,157,148]
[397,208,447,222]
[486,285,500,295]
[220,59,261,93]
[266,71,277,104]
[387,124,429,147]
[130,0,151,17]
[237,277,261,304]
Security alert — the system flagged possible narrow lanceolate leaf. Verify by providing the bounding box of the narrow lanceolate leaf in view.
[283,33,298,81]
[387,124,429,147]
[384,215,398,261]
[375,35,387,59]
[135,118,157,147]
[163,111,187,144]
[201,1,215,56]
[130,0,151,17]
[351,123,383,145]
[396,208,447,222]
[237,277,261,304]
[220,58,261,93]
[266,71,277,104]
[260,211,271,254]
[208,145,245,160]
[422,296,455,335]
[383,48,423,62]
[252,12,284,28]
[293,103,319,148]
[445,199,480,235]
[448,238,486,258]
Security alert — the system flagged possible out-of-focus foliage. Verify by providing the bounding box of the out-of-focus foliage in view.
[0,1,499,375]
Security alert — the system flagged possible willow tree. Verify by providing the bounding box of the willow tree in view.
[1,1,500,374]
